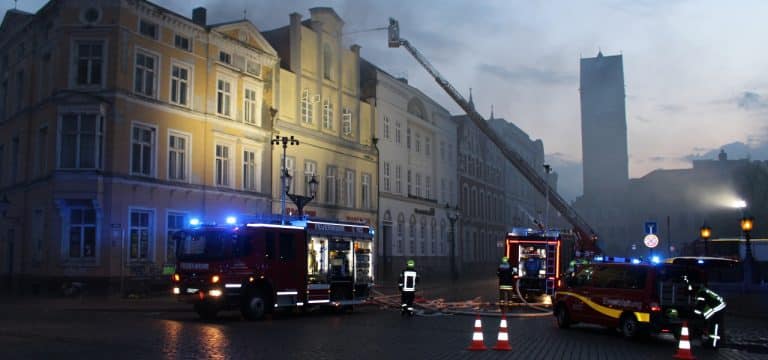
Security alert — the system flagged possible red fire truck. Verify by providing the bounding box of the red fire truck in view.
[504,228,577,298]
[171,218,374,320]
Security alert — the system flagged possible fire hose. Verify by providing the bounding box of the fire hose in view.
[514,278,553,313]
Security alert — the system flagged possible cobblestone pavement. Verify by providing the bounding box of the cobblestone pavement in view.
[0,299,766,360]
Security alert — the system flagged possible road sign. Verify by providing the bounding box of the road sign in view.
[644,222,657,234]
[644,234,659,248]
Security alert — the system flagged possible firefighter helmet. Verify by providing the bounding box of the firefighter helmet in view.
[501,256,509,264]
[407,259,415,268]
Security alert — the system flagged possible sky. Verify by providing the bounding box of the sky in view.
[6,0,768,201]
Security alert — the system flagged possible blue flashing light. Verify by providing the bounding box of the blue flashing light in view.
[631,258,641,264]
[594,256,604,262]
[369,228,376,237]
[189,218,201,226]
[651,256,661,264]
[225,216,237,225]
[697,259,704,264]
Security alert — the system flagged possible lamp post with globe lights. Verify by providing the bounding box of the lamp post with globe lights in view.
[740,216,755,284]
[284,171,318,217]
[700,225,711,257]
[445,203,460,281]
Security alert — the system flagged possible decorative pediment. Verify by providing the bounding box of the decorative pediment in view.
[211,21,278,57]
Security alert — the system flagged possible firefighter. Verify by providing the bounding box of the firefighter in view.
[693,286,726,348]
[398,259,419,316]
[497,257,515,307]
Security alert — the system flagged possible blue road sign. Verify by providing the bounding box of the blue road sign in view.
[645,222,657,234]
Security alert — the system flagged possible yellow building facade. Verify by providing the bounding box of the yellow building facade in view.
[0,0,279,293]
[263,8,378,226]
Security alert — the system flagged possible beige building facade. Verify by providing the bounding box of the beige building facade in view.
[0,0,279,293]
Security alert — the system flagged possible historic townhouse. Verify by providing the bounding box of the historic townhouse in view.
[360,60,457,279]
[0,0,278,293]
[262,8,377,227]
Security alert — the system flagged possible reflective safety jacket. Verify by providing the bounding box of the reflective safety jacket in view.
[693,287,726,320]
[398,269,419,292]
[497,263,515,289]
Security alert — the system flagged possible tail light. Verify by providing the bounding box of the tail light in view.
[172,273,181,282]
[649,302,661,312]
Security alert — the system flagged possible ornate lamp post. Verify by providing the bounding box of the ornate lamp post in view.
[543,164,551,231]
[285,172,318,217]
[445,203,460,281]
[271,135,299,224]
[700,225,711,257]
[740,216,755,284]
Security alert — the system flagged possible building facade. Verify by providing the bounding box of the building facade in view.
[360,61,458,280]
[0,0,279,293]
[262,8,377,227]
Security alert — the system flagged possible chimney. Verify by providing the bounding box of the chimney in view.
[192,7,207,27]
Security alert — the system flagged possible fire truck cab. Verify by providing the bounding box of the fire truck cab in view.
[171,218,374,320]
[505,228,576,298]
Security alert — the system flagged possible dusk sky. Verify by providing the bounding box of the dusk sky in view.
[6,0,768,201]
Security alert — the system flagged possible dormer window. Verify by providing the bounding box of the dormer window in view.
[174,34,191,52]
[139,19,158,39]
[219,51,231,65]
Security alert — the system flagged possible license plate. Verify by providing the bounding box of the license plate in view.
[187,288,198,294]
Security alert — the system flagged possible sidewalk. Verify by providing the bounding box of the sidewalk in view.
[0,293,188,312]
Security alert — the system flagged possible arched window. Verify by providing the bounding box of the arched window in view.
[440,219,447,255]
[397,213,405,254]
[419,217,426,254]
[409,215,417,254]
[431,219,437,255]
[323,44,332,80]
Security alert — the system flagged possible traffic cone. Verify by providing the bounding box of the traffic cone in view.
[492,313,512,351]
[673,321,696,360]
[467,314,487,351]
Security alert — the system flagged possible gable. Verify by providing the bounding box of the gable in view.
[212,21,277,57]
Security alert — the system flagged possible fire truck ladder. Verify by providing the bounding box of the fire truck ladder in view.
[545,242,557,296]
[387,18,599,251]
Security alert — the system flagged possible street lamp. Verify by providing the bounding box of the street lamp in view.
[543,164,552,231]
[445,203,460,281]
[271,135,300,224]
[740,216,755,284]
[285,171,318,217]
[699,225,711,257]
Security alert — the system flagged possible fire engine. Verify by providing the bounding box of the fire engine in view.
[504,228,578,298]
[171,217,374,320]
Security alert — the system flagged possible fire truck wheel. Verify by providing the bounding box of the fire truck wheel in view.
[194,303,218,320]
[242,291,267,321]
[555,305,571,329]
[619,314,644,339]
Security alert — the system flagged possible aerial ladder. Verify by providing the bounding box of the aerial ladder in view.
[387,18,600,254]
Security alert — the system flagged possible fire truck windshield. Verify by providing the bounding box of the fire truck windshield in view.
[176,230,234,261]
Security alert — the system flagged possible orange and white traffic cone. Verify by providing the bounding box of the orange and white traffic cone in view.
[673,321,696,360]
[492,313,512,351]
[467,314,487,351]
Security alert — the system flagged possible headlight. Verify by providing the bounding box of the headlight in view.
[209,289,222,297]
[172,287,180,295]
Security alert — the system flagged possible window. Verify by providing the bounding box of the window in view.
[174,34,191,51]
[383,116,390,140]
[59,112,103,169]
[219,51,231,64]
[69,207,96,258]
[131,125,155,176]
[217,78,232,117]
[395,165,402,194]
[325,165,337,204]
[415,133,421,153]
[134,51,157,97]
[345,169,355,207]
[406,128,411,149]
[11,137,19,183]
[15,71,23,111]
[304,161,317,196]
[383,162,391,192]
[415,173,421,197]
[440,141,445,160]
[35,127,48,176]
[279,233,295,261]
[342,108,352,136]
[215,144,231,186]
[361,173,371,209]
[129,209,153,260]
[246,61,261,77]
[322,99,333,130]
[426,137,431,156]
[397,213,404,254]
[243,149,259,191]
[139,19,158,39]
[74,41,103,86]
[426,176,431,199]
[441,179,446,203]
[395,121,401,144]
[431,220,437,255]
[407,169,412,195]
[301,89,313,124]
[168,132,188,181]
[166,212,185,263]
[170,63,190,106]
[419,219,426,254]
[244,88,260,125]
[323,44,332,80]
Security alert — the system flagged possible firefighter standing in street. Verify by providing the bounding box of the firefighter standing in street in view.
[693,286,727,348]
[398,259,419,316]
[497,257,515,307]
